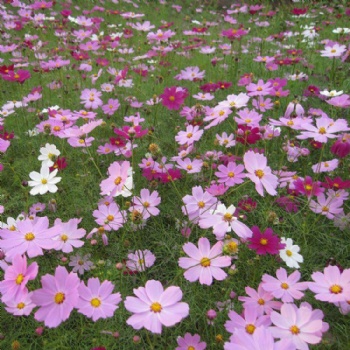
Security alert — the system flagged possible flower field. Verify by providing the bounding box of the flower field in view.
[0,0,350,349]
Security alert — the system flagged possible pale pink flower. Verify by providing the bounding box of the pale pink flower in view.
[308,265,350,303]
[77,277,122,321]
[238,284,282,316]
[199,203,252,240]
[4,291,36,316]
[126,249,156,272]
[225,306,271,336]
[311,159,339,173]
[178,237,231,285]
[176,333,206,350]
[176,158,203,173]
[0,216,60,259]
[243,151,278,196]
[32,266,80,328]
[175,125,203,145]
[53,218,86,253]
[216,132,236,147]
[0,254,38,303]
[215,162,245,187]
[309,193,343,219]
[93,202,126,231]
[270,303,324,350]
[261,268,308,303]
[130,189,161,220]
[218,92,250,109]
[124,280,189,334]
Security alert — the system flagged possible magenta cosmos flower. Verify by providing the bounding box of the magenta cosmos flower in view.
[248,226,285,255]
[77,277,122,322]
[32,266,80,328]
[178,237,231,285]
[124,280,189,334]
[160,86,188,110]
[308,265,350,303]
[176,333,207,350]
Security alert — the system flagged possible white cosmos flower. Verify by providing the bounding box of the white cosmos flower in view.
[279,237,303,269]
[38,143,60,167]
[28,166,61,196]
[332,28,350,34]
[320,89,343,97]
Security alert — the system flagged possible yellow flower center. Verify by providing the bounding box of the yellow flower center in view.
[322,206,329,212]
[319,127,326,134]
[90,298,101,308]
[281,282,289,289]
[114,176,122,185]
[107,215,114,221]
[138,258,144,265]
[61,234,68,242]
[254,169,264,179]
[290,325,300,335]
[223,213,233,222]
[227,241,238,254]
[187,165,193,170]
[330,284,343,294]
[150,302,162,313]
[305,184,312,191]
[17,302,25,309]
[257,298,265,305]
[200,257,211,267]
[331,49,336,53]
[260,238,268,245]
[187,133,193,138]
[143,201,150,208]
[41,179,48,184]
[54,292,65,304]
[245,119,252,123]
[188,347,195,350]
[9,225,16,231]
[198,201,205,208]
[245,324,256,334]
[228,171,235,178]
[25,232,35,241]
[286,250,293,257]
[16,274,24,285]
[169,96,175,101]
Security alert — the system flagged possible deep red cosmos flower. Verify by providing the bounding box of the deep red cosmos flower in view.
[248,226,285,255]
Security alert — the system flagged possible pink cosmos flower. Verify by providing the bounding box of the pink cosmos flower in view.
[0,216,60,259]
[182,186,217,223]
[175,125,203,145]
[238,284,282,316]
[246,79,273,96]
[101,98,120,116]
[0,254,38,303]
[326,94,350,108]
[178,237,231,285]
[199,203,252,240]
[293,176,324,197]
[308,265,350,303]
[100,161,133,197]
[4,291,36,316]
[176,333,206,350]
[176,158,203,173]
[262,268,308,303]
[224,326,295,350]
[93,202,126,231]
[225,306,271,336]
[80,88,103,109]
[216,132,236,147]
[126,249,156,272]
[235,108,262,127]
[32,266,80,328]
[320,43,346,57]
[297,115,349,143]
[77,277,122,322]
[270,303,324,350]
[243,150,278,196]
[311,159,339,173]
[130,189,161,220]
[53,218,86,253]
[309,193,343,219]
[215,161,245,187]
[203,106,232,129]
[124,280,189,334]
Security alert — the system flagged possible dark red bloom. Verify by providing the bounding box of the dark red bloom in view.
[293,176,324,197]
[248,226,285,255]
[50,157,67,171]
[236,125,261,145]
[71,51,90,61]
[1,70,31,84]
[192,27,208,33]
[321,177,350,191]
[292,8,308,16]
[275,195,299,213]
[217,81,232,90]
[158,168,182,183]
[309,139,323,149]
[0,65,14,75]
[200,82,220,93]
[160,86,188,110]
[330,135,350,158]
[238,197,257,212]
